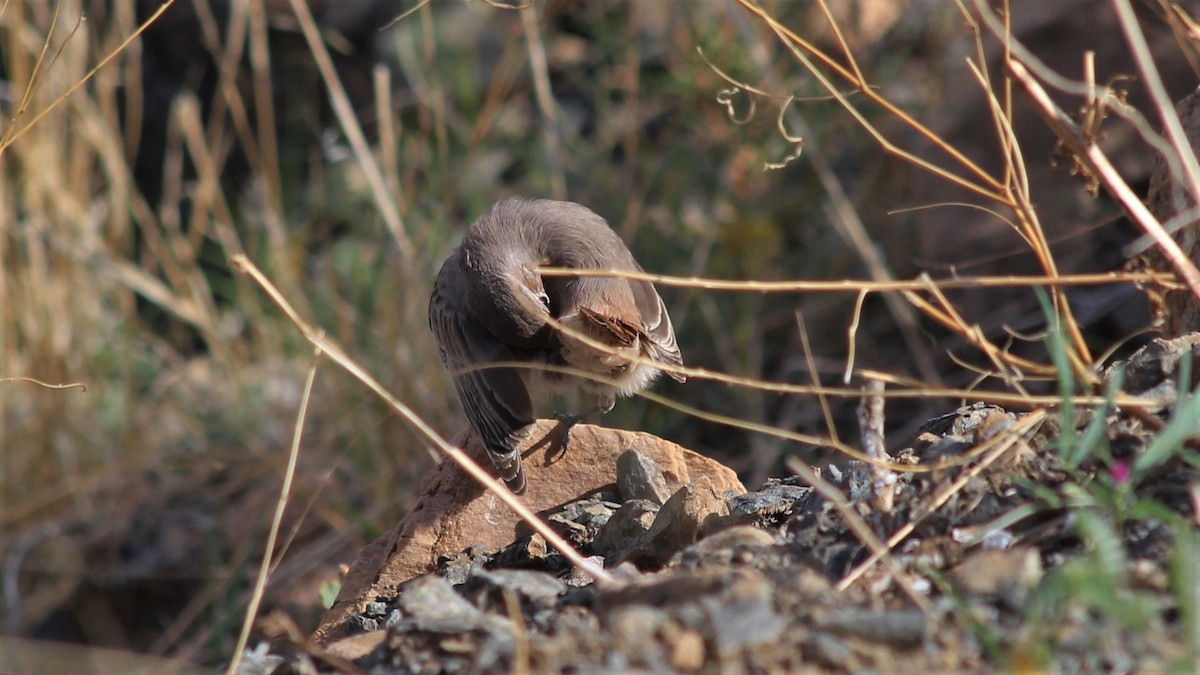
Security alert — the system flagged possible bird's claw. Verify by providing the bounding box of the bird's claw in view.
[553,411,582,448]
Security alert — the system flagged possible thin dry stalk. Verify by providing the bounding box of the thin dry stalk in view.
[957,50,1089,374]
[175,95,245,256]
[225,349,320,675]
[105,260,211,329]
[955,8,1065,294]
[796,313,840,446]
[522,274,1159,430]
[842,289,868,384]
[477,348,1156,430]
[375,65,402,201]
[191,0,260,178]
[283,0,413,259]
[0,378,86,392]
[628,381,1053,476]
[519,2,566,200]
[246,0,284,220]
[503,588,533,675]
[2,3,72,148]
[907,275,1055,379]
[1162,2,1200,79]
[522,288,1077,455]
[538,266,1170,293]
[813,0,866,85]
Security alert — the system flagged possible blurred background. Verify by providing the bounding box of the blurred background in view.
[1,0,1193,665]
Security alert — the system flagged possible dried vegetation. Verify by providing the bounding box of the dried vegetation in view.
[3,0,1200,671]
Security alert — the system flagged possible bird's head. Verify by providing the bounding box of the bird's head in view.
[510,264,551,317]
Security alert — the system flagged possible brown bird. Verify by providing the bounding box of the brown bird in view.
[428,198,685,494]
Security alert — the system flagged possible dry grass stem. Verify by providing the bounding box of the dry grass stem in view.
[505,291,1113,461]
[226,350,321,675]
[0,378,86,392]
[375,65,402,201]
[796,313,840,446]
[813,0,866,86]
[1164,2,1200,79]
[960,3,1094,369]
[538,266,1169,292]
[909,276,1056,381]
[503,588,533,675]
[246,0,282,209]
[630,383,1069,476]
[283,0,412,259]
[519,2,566,200]
[4,1,1192,665]
[478,356,1164,420]
[842,289,869,385]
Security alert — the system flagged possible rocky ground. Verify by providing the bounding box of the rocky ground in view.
[238,336,1200,674]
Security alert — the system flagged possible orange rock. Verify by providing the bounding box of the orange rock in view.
[313,420,744,645]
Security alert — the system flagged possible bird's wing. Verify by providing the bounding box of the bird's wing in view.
[429,253,533,493]
[626,269,685,382]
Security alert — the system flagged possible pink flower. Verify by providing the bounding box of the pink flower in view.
[1110,459,1132,485]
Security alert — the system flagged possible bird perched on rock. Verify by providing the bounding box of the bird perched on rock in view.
[429,198,685,494]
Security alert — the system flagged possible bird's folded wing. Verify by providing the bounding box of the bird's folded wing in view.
[627,275,685,382]
[429,257,534,480]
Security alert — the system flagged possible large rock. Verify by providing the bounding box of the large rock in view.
[314,420,743,645]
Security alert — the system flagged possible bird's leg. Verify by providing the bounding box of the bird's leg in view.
[553,393,616,449]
